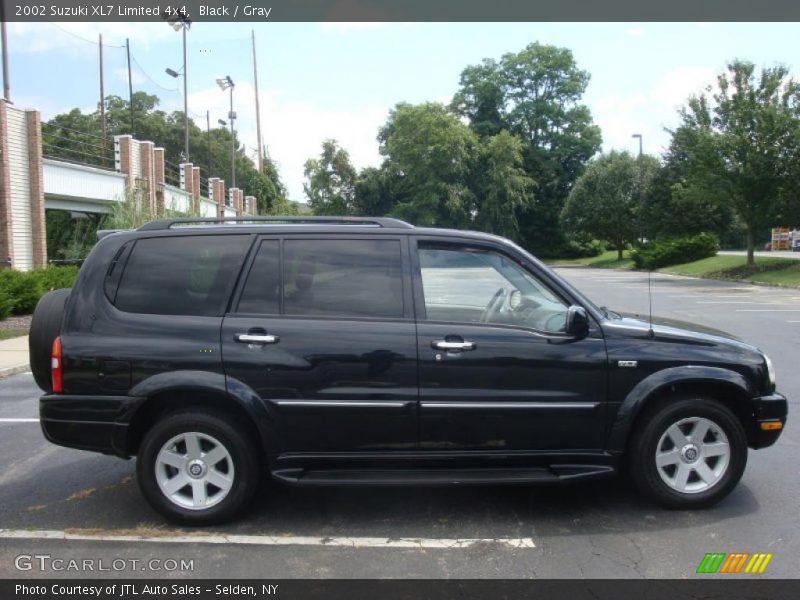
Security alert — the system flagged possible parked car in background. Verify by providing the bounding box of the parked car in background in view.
[29,217,788,524]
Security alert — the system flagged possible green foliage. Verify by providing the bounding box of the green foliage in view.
[632,233,720,270]
[668,61,800,264]
[304,140,358,215]
[559,239,606,259]
[46,210,108,261]
[452,42,602,254]
[0,266,79,316]
[561,151,660,258]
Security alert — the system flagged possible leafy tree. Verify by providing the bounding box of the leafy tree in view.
[378,102,478,227]
[561,151,660,259]
[353,167,397,217]
[669,61,800,265]
[453,42,602,255]
[471,130,535,239]
[303,140,358,215]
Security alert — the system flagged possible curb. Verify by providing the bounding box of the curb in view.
[0,364,30,379]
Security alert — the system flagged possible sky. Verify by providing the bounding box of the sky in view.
[4,21,800,201]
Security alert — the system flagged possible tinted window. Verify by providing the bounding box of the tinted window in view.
[115,235,249,316]
[418,245,568,333]
[237,240,280,314]
[283,239,403,319]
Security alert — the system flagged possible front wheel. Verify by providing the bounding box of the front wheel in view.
[629,397,748,509]
[137,408,260,524]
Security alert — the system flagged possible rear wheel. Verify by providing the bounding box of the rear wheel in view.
[629,397,747,509]
[136,408,260,524]
[29,288,71,392]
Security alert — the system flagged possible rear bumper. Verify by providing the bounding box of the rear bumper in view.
[751,392,788,449]
[39,393,142,457]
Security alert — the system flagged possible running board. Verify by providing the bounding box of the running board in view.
[272,465,614,486]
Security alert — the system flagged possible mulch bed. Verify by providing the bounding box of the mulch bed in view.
[0,314,32,331]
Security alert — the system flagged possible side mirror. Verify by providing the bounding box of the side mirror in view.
[565,305,590,338]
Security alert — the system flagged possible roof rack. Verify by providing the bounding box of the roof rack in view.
[137,216,414,231]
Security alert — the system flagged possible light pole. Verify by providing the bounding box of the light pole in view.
[165,14,191,161]
[632,133,643,158]
[216,76,236,189]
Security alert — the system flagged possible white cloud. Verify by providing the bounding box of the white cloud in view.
[649,66,717,108]
[319,22,387,33]
[626,27,647,38]
[7,22,174,55]
[115,67,147,87]
[184,82,388,201]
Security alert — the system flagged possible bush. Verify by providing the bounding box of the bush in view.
[559,239,606,259]
[0,266,79,318]
[632,233,719,270]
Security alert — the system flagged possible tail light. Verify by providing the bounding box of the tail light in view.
[51,336,63,393]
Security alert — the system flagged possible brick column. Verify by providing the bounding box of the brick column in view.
[140,141,155,216]
[245,195,256,215]
[153,148,165,217]
[26,111,47,267]
[237,189,244,215]
[0,102,13,268]
[115,135,134,191]
[211,178,225,217]
[191,166,201,214]
[229,188,240,215]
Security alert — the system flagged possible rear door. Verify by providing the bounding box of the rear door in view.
[221,235,418,453]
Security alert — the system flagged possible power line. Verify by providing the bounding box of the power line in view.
[49,23,126,47]
[130,52,179,92]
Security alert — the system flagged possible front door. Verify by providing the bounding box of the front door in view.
[412,240,608,452]
[222,235,418,454]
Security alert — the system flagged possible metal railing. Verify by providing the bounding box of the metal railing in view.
[41,123,115,170]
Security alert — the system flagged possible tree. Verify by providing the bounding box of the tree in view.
[669,61,800,266]
[303,140,358,215]
[561,151,659,259]
[378,103,478,227]
[453,42,602,255]
[471,130,535,239]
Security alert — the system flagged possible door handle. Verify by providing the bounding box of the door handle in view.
[432,340,476,351]
[235,333,280,344]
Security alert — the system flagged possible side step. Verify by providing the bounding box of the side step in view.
[272,465,614,486]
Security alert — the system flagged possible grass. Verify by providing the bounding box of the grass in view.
[660,255,800,287]
[547,249,800,287]
[0,329,27,341]
[546,250,635,269]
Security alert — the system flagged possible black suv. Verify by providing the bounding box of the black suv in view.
[30,217,787,524]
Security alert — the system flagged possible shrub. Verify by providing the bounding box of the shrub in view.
[0,266,79,318]
[632,233,719,270]
[560,239,606,259]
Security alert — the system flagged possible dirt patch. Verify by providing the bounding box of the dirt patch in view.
[0,314,32,331]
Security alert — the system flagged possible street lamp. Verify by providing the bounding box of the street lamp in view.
[632,133,643,158]
[216,75,236,189]
[164,13,191,161]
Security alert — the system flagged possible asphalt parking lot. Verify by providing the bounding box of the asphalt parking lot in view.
[0,268,797,579]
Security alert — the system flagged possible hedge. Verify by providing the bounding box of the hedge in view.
[0,266,79,319]
[632,233,720,270]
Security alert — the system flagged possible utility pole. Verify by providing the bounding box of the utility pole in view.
[1,1,10,103]
[99,34,107,156]
[126,38,135,136]
[182,25,189,160]
[251,30,263,173]
[206,110,212,176]
[229,84,235,188]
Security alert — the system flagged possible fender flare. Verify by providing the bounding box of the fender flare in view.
[126,370,280,455]
[606,365,754,452]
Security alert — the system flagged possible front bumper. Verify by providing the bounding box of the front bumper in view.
[39,393,142,457]
[751,392,788,449]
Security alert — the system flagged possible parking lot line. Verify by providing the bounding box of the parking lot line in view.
[0,418,38,423]
[0,529,536,549]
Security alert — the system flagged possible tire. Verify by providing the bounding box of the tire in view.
[28,288,71,392]
[629,397,747,509]
[136,408,261,525]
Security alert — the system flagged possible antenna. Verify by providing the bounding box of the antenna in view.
[647,270,655,338]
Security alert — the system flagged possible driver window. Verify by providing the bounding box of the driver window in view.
[417,245,569,333]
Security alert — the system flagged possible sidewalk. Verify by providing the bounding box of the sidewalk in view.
[0,335,30,378]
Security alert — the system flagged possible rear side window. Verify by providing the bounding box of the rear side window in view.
[283,239,403,319]
[114,235,249,316]
[237,240,280,314]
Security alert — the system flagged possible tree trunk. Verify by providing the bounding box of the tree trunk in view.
[617,245,623,260]
[746,225,755,268]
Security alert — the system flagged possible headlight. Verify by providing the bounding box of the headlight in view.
[764,354,776,387]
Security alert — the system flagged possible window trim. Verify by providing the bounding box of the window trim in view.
[411,237,577,336]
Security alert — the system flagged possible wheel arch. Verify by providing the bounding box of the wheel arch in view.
[608,366,757,453]
[124,371,279,458]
